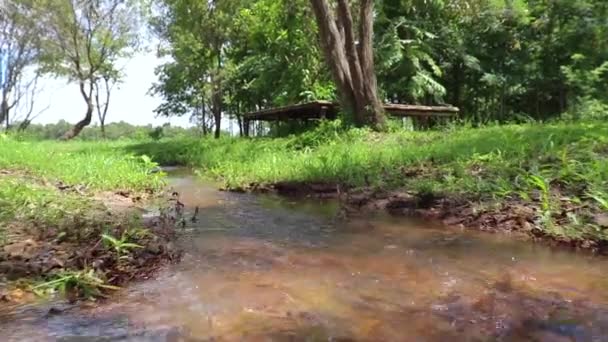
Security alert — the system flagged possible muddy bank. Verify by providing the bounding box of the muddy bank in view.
[0,173,184,304]
[225,181,608,254]
[343,187,608,254]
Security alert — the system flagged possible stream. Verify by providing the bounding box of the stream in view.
[3,170,608,341]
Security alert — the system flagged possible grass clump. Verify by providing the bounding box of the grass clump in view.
[33,269,120,300]
[0,138,176,301]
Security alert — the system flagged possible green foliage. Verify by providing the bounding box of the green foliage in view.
[148,0,608,131]
[102,232,143,261]
[36,0,143,81]
[150,0,333,131]
[33,269,119,299]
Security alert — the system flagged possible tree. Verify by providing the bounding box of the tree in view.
[36,0,142,139]
[0,0,40,130]
[151,0,231,139]
[12,73,50,131]
[94,73,118,138]
[152,0,333,137]
[309,0,386,130]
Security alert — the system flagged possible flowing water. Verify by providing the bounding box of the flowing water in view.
[3,171,608,341]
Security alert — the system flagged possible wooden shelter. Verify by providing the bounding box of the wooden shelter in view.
[242,101,459,135]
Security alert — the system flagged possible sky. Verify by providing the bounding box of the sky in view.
[31,52,192,127]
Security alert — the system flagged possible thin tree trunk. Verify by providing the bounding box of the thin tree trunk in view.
[18,119,31,131]
[236,102,243,137]
[212,52,222,139]
[1,95,9,130]
[94,77,111,139]
[61,81,93,140]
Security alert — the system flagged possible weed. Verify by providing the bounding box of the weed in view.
[33,269,119,299]
[588,191,608,211]
[526,174,552,212]
[102,232,143,261]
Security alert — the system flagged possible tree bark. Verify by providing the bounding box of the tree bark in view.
[309,0,386,130]
[212,51,222,139]
[212,78,221,139]
[0,98,8,130]
[61,80,93,140]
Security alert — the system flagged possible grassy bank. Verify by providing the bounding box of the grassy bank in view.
[0,137,177,302]
[131,120,608,247]
[0,138,165,191]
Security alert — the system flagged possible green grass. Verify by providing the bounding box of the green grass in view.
[0,137,165,192]
[0,176,92,224]
[130,121,608,198]
[0,137,166,249]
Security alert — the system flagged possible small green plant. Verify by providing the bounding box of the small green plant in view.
[526,174,557,231]
[33,269,119,299]
[588,191,608,211]
[102,232,143,261]
[527,174,552,212]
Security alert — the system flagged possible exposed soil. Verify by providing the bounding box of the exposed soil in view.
[0,172,184,304]
[341,187,608,254]
[223,181,345,198]
[228,180,608,255]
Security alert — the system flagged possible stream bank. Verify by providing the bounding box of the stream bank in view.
[126,121,608,254]
[0,169,182,304]
[216,180,608,255]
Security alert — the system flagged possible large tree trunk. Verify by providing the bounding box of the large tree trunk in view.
[309,0,386,130]
[61,81,93,140]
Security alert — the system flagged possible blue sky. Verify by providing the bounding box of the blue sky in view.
[33,52,192,127]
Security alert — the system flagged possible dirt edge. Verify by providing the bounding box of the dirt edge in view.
[230,181,608,255]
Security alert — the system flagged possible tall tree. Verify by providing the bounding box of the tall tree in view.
[151,0,233,138]
[36,0,142,139]
[0,0,40,130]
[309,0,386,130]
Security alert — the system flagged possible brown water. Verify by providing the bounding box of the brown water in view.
[3,171,608,341]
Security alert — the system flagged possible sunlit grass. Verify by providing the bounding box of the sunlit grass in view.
[130,121,608,200]
[0,139,165,191]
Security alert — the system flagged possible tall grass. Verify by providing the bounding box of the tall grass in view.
[129,121,608,202]
[0,138,165,191]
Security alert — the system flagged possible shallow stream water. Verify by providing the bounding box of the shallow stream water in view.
[3,170,608,341]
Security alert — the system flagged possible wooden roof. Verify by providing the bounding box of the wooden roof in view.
[243,101,459,121]
[383,103,459,117]
[244,101,337,121]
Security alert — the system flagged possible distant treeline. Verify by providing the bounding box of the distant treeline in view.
[12,120,200,141]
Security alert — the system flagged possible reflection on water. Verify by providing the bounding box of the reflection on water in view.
[3,173,608,341]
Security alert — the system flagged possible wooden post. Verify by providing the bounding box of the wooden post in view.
[319,106,328,119]
[244,119,251,137]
